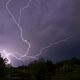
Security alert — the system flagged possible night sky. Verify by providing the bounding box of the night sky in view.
[0,0,80,67]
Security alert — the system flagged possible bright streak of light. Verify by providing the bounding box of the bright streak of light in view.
[6,0,35,61]
[0,50,11,64]
[0,0,73,64]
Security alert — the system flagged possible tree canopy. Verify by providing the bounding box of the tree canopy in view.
[0,56,80,80]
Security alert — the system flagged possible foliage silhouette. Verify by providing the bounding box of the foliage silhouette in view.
[0,56,80,80]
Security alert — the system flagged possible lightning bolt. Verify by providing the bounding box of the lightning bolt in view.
[0,50,11,64]
[6,0,35,61]
[2,0,73,64]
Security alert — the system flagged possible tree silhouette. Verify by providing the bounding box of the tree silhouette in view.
[0,53,7,77]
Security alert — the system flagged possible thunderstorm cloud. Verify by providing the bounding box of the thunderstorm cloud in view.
[0,0,80,66]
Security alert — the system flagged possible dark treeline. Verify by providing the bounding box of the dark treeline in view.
[0,56,80,80]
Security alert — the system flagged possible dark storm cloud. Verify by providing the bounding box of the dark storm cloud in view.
[20,0,80,56]
[0,0,80,66]
[42,35,80,63]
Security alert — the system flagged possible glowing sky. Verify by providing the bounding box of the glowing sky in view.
[0,0,80,67]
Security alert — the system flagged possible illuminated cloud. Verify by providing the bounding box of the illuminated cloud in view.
[0,0,80,66]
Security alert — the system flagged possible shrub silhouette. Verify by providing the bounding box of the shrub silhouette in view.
[0,53,8,80]
[0,56,79,80]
